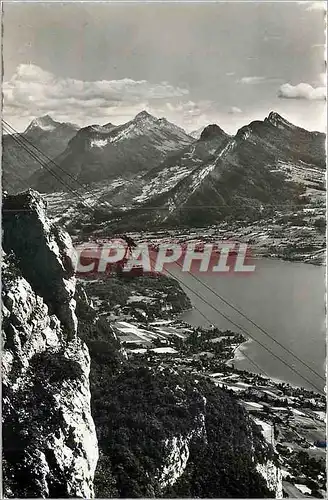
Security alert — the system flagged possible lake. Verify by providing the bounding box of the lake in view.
[169,258,326,393]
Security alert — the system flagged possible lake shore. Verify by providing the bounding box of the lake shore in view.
[176,257,325,392]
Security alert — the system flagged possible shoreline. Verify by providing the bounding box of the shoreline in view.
[231,338,306,390]
[232,338,252,362]
[251,251,325,267]
[179,304,325,396]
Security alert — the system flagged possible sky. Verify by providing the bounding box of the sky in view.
[2,1,326,134]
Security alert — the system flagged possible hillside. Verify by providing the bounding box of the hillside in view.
[87,122,230,211]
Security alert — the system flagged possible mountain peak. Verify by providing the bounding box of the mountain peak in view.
[134,110,157,122]
[25,115,59,133]
[200,124,227,141]
[104,121,115,129]
[190,126,205,139]
[265,111,294,129]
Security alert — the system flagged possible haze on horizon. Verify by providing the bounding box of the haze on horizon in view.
[2,1,326,134]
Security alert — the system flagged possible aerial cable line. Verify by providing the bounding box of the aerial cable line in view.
[2,121,87,201]
[2,122,91,207]
[146,254,324,394]
[2,123,93,209]
[3,122,323,390]
[2,123,77,193]
[2,119,112,209]
[2,120,87,193]
[171,259,325,383]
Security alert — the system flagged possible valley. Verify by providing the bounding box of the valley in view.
[2,110,326,498]
[2,3,326,499]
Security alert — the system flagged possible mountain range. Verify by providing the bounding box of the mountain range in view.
[144,111,325,227]
[27,111,194,192]
[2,110,325,229]
[79,112,327,230]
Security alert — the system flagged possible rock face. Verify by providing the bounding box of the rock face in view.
[254,419,283,498]
[256,460,282,499]
[3,190,77,337]
[2,190,98,497]
[158,435,192,488]
[156,396,207,489]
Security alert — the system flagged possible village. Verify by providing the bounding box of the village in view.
[117,319,326,498]
[79,270,326,499]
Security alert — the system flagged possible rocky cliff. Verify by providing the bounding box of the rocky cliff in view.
[254,419,283,498]
[155,396,207,490]
[2,190,98,497]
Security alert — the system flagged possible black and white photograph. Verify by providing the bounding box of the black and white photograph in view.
[1,1,326,498]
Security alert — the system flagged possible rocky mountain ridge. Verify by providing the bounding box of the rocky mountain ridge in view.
[28,111,194,192]
[24,115,77,134]
[25,111,321,237]
[68,111,325,233]
[2,190,98,497]
[139,112,325,226]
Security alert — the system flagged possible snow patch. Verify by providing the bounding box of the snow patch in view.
[295,484,312,495]
[90,138,108,148]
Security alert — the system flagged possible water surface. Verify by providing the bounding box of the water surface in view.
[170,258,326,393]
